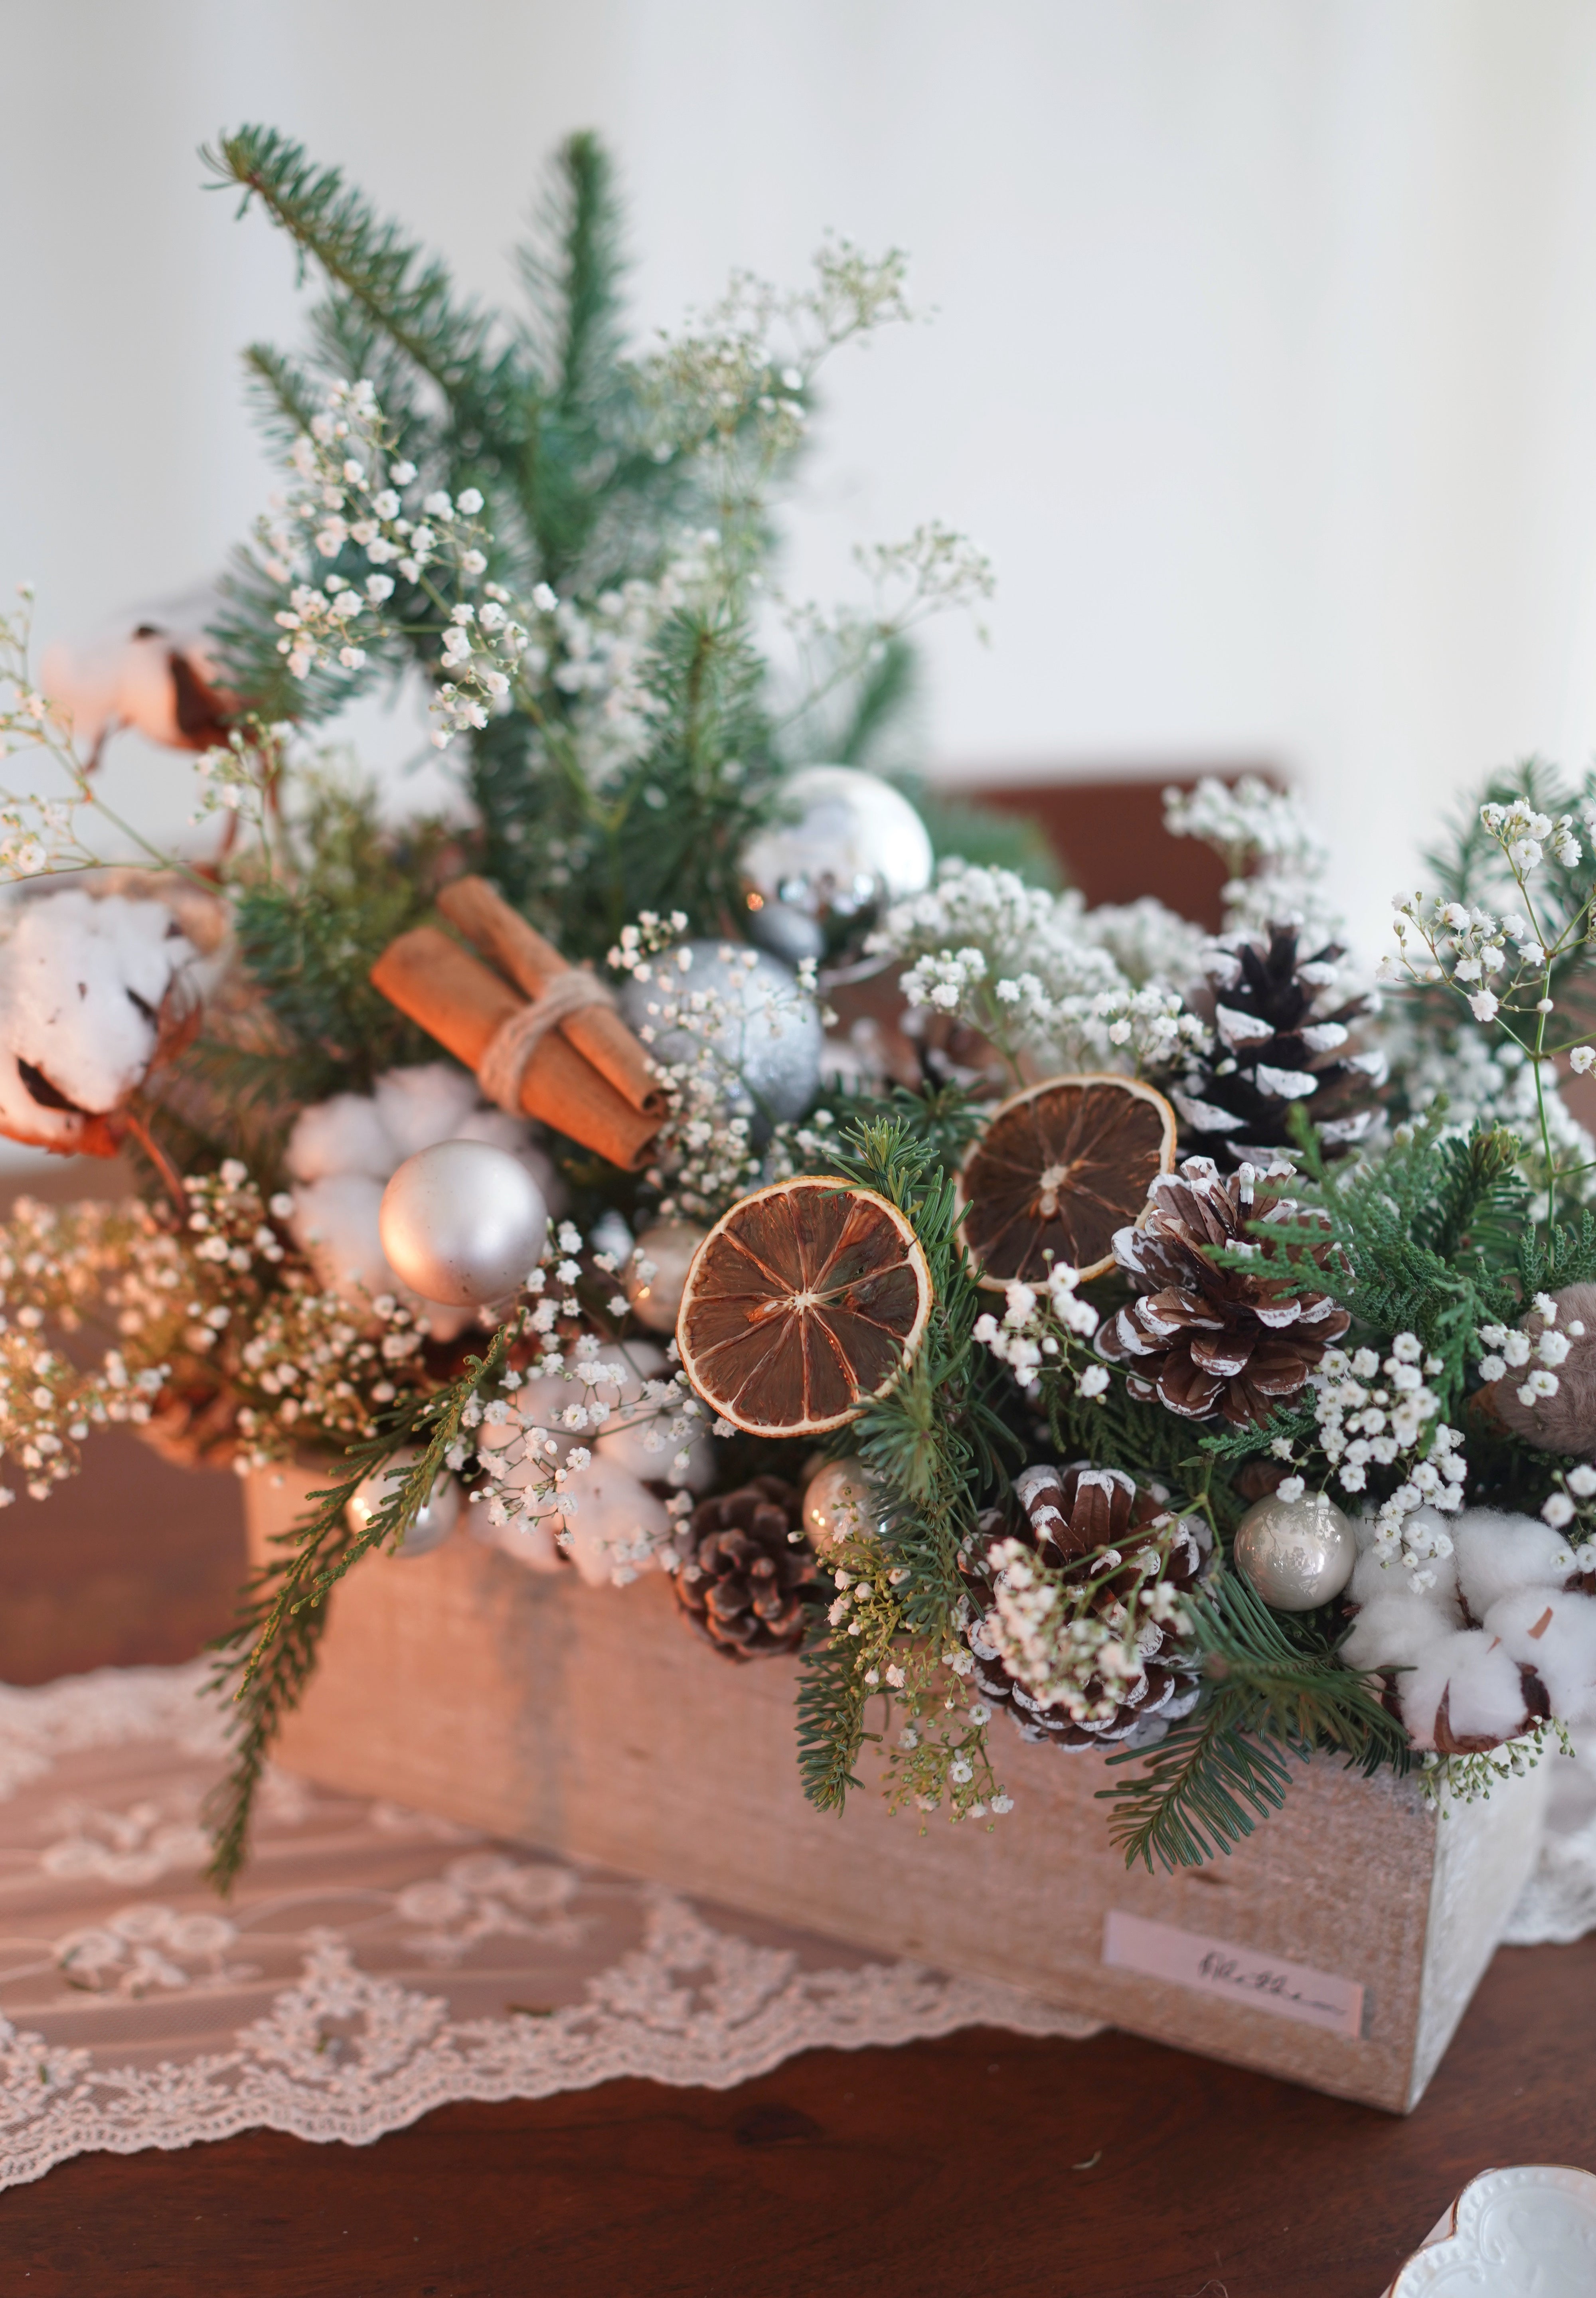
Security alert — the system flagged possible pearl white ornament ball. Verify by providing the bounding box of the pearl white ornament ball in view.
[618,941,822,1127]
[1233,1490,1357,1611]
[802,1456,883,1552]
[348,1449,462,1558]
[378,1138,548,1307]
[741,764,933,923]
[625,1220,708,1335]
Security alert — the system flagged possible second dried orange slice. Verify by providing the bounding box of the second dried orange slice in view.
[676,1178,932,1437]
[958,1074,1176,1288]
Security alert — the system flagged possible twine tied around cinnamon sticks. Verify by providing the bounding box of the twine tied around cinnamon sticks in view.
[369,877,665,1171]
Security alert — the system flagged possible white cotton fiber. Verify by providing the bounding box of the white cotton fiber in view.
[558,1455,669,1586]
[287,1173,388,1302]
[1400,1629,1529,1751]
[1452,1510,1576,1619]
[472,1508,567,1574]
[285,1093,395,1184]
[1482,1588,1596,1723]
[371,1063,480,1160]
[596,1418,715,1492]
[0,889,196,1114]
[1349,1537,1462,1619]
[1340,1593,1458,1674]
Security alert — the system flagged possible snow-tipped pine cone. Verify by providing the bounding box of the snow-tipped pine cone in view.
[1098,1157,1349,1427]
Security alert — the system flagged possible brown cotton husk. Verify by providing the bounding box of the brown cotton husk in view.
[1483,1282,1596,1454]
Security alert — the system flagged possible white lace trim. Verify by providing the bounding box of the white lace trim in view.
[0,1663,1095,2190]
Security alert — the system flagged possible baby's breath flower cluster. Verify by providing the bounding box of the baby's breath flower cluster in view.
[1164,774,1339,939]
[1308,1336,1466,1582]
[0,587,158,880]
[820,1521,1010,1824]
[1477,1291,1582,1404]
[972,1267,1106,1400]
[972,1520,1198,1729]
[871,860,1208,1081]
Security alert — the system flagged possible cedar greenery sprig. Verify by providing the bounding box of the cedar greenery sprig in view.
[794,1116,1017,1816]
[1098,1571,1411,1872]
[203,1319,517,1890]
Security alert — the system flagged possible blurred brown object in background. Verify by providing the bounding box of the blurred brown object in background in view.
[0,1153,244,1686]
[960,770,1277,928]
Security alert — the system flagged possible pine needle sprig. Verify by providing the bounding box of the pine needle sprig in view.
[203,1321,515,1890]
[1099,1572,1411,1872]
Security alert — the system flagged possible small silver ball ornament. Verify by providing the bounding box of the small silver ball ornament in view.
[1233,1490,1357,1611]
[379,1138,548,1307]
[348,1449,462,1557]
[618,940,822,1129]
[625,1220,708,1334]
[802,1455,883,1552]
[741,764,933,924]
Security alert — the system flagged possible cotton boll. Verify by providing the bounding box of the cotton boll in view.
[595,1419,716,1492]
[371,1063,481,1160]
[1340,1593,1459,1674]
[488,1516,568,1574]
[286,1173,389,1303]
[1349,1531,1462,1617]
[0,890,199,1132]
[285,1093,397,1185]
[1483,1587,1596,1722]
[1453,1510,1577,1619]
[558,1456,670,1586]
[1400,1629,1533,1752]
[40,586,239,756]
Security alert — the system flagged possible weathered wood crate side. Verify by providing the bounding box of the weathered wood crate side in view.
[247,1471,1547,2111]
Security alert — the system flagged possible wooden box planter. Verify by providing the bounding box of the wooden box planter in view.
[248,1470,1548,2113]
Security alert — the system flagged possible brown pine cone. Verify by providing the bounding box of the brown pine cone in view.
[961,1462,1213,1749]
[1173,924,1385,1169]
[1098,1156,1349,1427]
[670,1476,820,1660]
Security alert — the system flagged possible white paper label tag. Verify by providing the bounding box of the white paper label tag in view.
[1102,1910,1365,2038]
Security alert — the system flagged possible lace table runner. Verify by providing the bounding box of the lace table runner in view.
[0,1664,1099,2191]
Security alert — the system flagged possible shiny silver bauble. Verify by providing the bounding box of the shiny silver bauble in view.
[378,1138,548,1307]
[348,1449,462,1557]
[618,940,822,1128]
[625,1220,708,1335]
[1233,1491,1357,1612]
[741,765,933,926]
[743,895,827,967]
[802,1455,883,1552]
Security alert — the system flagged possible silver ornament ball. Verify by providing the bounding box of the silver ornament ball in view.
[348,1449,462,1558]
[625,1220,708,1335]
[741,764,933,925]
[379,1138,549,1307]
[802,1455,883,1552]
[618,940,822,1128]
[1233,1490,1357,1611]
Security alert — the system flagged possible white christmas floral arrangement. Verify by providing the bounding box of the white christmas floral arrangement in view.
[1,126,1594,1889]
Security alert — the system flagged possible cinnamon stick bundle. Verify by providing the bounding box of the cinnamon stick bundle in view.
[437,877,663,1116]
[370,928,660,1171]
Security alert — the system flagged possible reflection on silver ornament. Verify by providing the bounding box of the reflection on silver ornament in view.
[802,1455,882,1551]
[741,765,933,926]
[379,1138,548,1307]
[618,940,822,1128]
[348,1449,462,1557]
[1233,1490,1357,1611]
[625,1220,707,1335]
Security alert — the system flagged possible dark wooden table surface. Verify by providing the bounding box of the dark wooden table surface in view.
[2,1147,1593,2296]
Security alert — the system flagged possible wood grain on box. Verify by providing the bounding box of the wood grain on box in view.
[249,1468,1547,2112]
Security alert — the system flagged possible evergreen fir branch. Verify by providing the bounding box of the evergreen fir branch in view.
[203,1324,514,1890]
[833,635,917,768]
[240,343,321,450]
[203,126,496,401]
[794,1613,875,1811]
[1521,1205,1596,1297]
[1099,1572,1412,1872]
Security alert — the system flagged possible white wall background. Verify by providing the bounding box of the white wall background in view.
[6,0,1596,954]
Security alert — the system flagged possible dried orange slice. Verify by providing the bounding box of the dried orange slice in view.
[958,1074,1176,1289]
[677,1178,932,1437]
